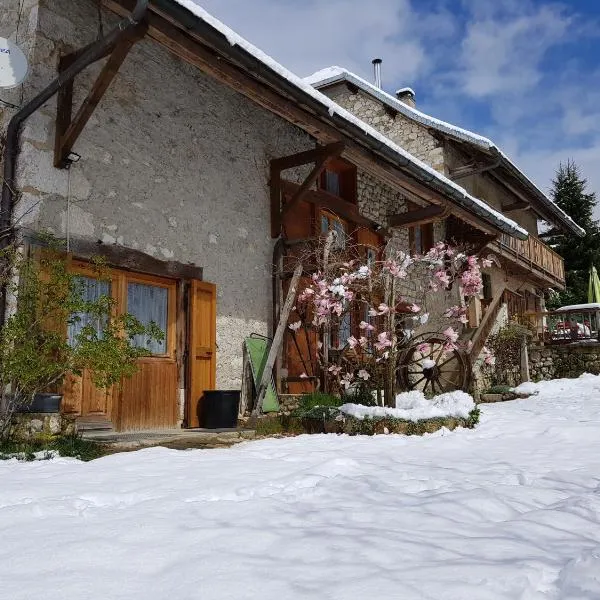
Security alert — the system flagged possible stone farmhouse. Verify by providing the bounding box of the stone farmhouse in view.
[0,1,581,430]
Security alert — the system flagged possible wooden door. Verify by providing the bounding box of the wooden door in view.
[62,265,119,421]
[63,265,179,430]
[116,272,179,431]
[187,280,217,428]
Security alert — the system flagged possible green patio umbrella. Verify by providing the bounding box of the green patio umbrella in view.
[588,265,600,303]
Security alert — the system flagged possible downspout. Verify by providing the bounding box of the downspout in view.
[0,0,149,325]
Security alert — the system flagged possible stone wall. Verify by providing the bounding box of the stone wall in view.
[10,412,76,440]
[4,0,314,391]
[322,84,445,172]
[529,344,600,381]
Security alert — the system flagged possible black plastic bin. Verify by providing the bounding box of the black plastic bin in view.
[200,390,240,429]
[20,393,62,413]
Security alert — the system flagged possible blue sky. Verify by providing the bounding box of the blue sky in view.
[195,0,600,210]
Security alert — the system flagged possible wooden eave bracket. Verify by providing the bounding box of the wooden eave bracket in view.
[501,200,530,212]
[270,141,344,238]
[53,21,148,169]
[388,204,450,228]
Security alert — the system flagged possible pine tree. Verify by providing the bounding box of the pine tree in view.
[545,161,600,308]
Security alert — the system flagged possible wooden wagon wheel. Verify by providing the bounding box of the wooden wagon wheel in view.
[398,334,471,394]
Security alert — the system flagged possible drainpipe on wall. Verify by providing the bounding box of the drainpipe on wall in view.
[0,0,149,326]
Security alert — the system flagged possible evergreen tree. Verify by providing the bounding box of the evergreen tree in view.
[544,161,600,308]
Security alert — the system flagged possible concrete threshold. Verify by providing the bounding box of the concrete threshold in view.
[83,427,256,450]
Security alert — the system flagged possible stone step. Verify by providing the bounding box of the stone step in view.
[76,416,114,433]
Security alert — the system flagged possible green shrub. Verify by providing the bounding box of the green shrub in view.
[485,384,513,394]
[0,433,105,462]
[292,392,342,419]
[342,382,377,406]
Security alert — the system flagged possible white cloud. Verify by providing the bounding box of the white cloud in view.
[193,0,455,84]
[456,5,571,97]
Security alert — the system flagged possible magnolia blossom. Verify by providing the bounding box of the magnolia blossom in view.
[443,305,469,324]
[358,336,368,347]
[442,326,459,344]
[482,257,493,268]
[419,313,430,325]
[355,265,370,279]
[328,365,342,376]
[374,331,393,351]
[340,372,354,389]
[377,303,391,315]
[359,321,375,331]
[434,270,451,287]
[482,346,495,366]
[410,304,421,313]
[347,336,359,349]
[288,321,302,331]
[417,342,431,354]
[357,369,370,381]
[299,372,308,379]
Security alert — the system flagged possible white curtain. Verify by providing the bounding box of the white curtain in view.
[68,276,110,347]
[127,282,168,354]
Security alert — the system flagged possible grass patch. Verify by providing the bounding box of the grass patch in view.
[291,392,343,419]
[0,434,106,462]
[484,385,513,395]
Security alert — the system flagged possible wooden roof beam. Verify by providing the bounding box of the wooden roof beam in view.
[54,21,148,168]
[388,204,449,228]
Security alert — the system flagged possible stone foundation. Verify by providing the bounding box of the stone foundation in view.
[10,413,77,441]
[528,343,600,381]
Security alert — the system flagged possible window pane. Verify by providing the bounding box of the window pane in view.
[325,171,340,196]
[127,282,168,354]
[321,214,329,234]
[68,276,110,347]
[338,311,352,348]
[333,219,346,249]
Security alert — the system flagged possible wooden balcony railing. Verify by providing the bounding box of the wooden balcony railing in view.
[497,233,565,284]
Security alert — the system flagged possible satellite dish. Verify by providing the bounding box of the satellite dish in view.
[0,38,28,89]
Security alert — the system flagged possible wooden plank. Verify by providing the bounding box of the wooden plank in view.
[65,236,203,280]
[254,263,302,416]
[281,180,375,226]
[55,23,148,168]
[271,142,344,171]
[501,200,529,212]
[388,204,448,228]
[53,54,76,168]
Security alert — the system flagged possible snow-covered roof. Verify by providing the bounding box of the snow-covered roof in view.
[557,303,600,311]
[305,66,585,238]
[169,1,527,240]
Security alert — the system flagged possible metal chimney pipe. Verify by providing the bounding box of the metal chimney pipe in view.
[372,58,382,88]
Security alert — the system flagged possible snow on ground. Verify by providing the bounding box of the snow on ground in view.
[2,375,600,599]
[340,389,475,421]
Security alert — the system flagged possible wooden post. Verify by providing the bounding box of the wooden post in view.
[253,262,302,416]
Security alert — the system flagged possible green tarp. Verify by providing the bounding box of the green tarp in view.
[244,337,280,413]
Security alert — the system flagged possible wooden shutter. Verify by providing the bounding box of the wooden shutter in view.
[187,280,217,428]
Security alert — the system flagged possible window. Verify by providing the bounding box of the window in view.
[409,222,434,255]
[68,276,111,347]
[321,211,347,250]
[482,273,493,301]
[318,159,357,203]
[127,281,169,355]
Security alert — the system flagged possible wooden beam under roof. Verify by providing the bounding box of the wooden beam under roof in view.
[501,200,530,212]
[388,204,449,228]
[101,0,501,238]
[54,22,148,168]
